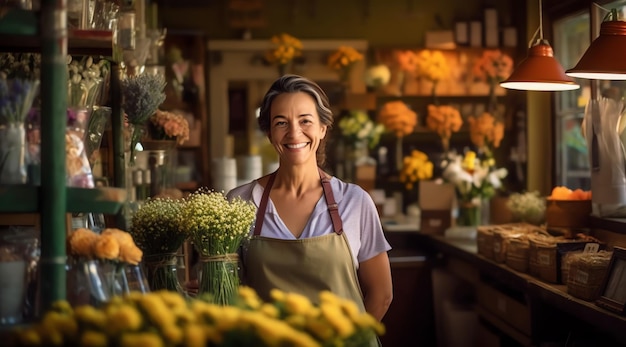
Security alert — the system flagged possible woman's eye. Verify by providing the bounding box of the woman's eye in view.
[274,121,287,127]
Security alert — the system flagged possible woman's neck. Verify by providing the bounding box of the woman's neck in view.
[274,163,322,197]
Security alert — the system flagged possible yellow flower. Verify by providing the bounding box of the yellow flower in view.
[399,150,434,190]
[79,331,108,347]
[265,33,302,66]
[284,292,314,316]
[183,324,205,347]
[105,305,143,334]
[320,303,355,338]
[415,50,450,82]
[119,332,163,347]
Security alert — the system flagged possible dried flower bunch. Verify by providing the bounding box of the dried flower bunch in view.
[148,109,190,145]
[426,104,463,151]
[467,112,504,151]
[13,286,384,347]
[472,49,513,84]
[121,73,166,159]
[67,228,143,265]
[0,53,41,125]
[121,73,167,126]
[265,33,303,66]
[399,150,434,190]
[338,110,385,149]
[0,53,40,80]
[377,100,418,137]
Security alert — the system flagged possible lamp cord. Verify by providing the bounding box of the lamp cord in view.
[527,0,543,48]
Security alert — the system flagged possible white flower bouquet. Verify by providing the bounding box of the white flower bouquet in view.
[338,110,385,149]
[182,188,256,305]
[441,150,508,204]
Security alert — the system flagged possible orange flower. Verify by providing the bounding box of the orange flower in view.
[426,104,463,141]
[467,112,504,149]
[395,50,419,72]
[377,101,418,137]
[472,50,513,83]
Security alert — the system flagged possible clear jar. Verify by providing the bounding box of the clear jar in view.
[117,8,136,50]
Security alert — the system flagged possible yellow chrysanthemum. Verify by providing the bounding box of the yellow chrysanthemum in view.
[79,330,108,347]
[399,150,434,190]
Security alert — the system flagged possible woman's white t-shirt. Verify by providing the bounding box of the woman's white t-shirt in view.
[227,177,392,268]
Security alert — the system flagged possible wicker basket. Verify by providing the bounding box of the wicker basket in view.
[528,233,562,283]
[477,226,496,260]
[567,251,612,301]
[505,236,530,272]
[504,226,547,273]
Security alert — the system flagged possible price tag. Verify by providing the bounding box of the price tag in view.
[583,243,600,253]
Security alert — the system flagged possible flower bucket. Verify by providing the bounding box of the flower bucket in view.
[0,123,27,185]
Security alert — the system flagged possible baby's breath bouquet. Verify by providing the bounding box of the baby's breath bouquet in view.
[506,191,546,225]
[13,286,385,347]
[130,197,188,293]
[183,188,256,305]
[121,73,166,162]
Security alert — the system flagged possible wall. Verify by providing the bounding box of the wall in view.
[159,0,542,190]
[159,0,522,47]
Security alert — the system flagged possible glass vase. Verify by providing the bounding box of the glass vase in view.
[66,258,111,307]
[457,201,481,227]
[197,253,239,305]
[143,253,183,293]
[0,123,27,185]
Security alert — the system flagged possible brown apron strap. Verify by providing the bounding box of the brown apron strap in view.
[253,168,343,236]
[319,168,343,235]
[253,171,277,236]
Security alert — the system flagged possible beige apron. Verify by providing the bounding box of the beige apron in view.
[244,169,381,346]
[244,168,365,307]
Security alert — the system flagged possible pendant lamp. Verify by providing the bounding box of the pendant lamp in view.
[500,0,580,91]
[566,8,626,80]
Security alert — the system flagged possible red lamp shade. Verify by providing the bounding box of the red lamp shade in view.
[566,20,626,80]
[501,40,579,91]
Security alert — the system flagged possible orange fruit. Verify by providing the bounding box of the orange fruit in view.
[550,186,572,200]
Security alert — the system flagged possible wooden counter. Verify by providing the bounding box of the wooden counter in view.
[416,233,626,346]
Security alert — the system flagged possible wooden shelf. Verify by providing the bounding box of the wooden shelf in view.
[0,30,113,58]
[0,186,126,214]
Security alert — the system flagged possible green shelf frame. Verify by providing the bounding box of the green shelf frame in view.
[0,186,126,214]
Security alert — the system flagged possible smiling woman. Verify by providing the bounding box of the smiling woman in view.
[226,75,393,346]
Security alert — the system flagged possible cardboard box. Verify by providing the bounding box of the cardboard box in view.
[419,181,454,234]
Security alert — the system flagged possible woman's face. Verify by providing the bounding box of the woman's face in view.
[268,92,327,166]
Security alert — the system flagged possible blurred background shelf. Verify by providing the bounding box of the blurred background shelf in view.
[0,186,126,214]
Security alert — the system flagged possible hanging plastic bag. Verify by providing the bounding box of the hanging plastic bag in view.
[583,97,626,217]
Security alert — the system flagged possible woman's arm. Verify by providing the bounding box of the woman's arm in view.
[358,252,393,321]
